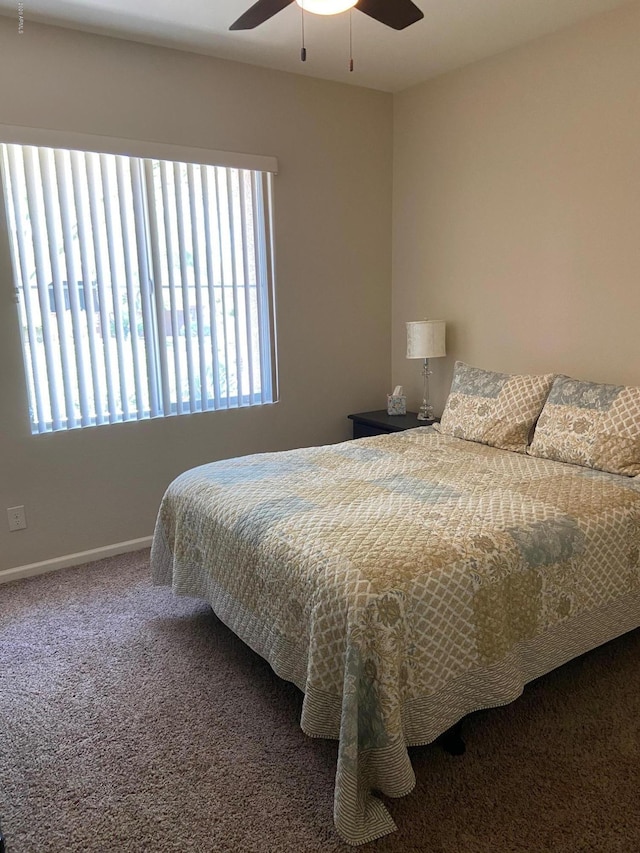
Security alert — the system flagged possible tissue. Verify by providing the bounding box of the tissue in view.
[387,386,406,416]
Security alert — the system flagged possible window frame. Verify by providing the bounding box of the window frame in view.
[0,124,279,434]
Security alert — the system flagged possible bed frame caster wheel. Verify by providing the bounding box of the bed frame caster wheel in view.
[439,721,466,756]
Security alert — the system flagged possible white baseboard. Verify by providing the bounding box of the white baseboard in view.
[0,536,153,585]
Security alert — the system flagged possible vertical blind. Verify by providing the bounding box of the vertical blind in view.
[0,142,277,433]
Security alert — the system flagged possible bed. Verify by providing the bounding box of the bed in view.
[151,366,640,845]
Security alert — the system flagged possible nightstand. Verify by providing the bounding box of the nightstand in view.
[347,410,439,439]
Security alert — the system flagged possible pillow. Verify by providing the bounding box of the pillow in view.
[528,375,640,477]
[435,361,554,454]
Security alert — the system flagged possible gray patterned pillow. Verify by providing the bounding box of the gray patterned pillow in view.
[528,375,640,476]
[435,362,555,454]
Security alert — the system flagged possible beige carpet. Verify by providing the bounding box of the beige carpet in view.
[1,549,639,852]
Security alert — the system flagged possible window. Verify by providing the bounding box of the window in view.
[0,140,278,434]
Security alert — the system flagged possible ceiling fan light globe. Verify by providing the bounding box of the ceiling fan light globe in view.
[295,0,358,16]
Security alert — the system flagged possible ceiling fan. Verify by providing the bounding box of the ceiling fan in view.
[230,0,424,32]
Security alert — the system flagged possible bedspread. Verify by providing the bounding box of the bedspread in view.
[151,428,640,845]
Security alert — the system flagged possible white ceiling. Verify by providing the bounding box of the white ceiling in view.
[0,0,633,92]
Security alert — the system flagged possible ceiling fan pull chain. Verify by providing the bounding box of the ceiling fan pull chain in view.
[301,2,307,61]
[349,8,354,72]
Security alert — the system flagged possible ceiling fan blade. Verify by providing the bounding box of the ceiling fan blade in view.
[355,0,424,30]
[230,0,295,31]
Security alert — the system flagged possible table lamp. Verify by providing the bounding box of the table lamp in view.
[406,320,447,420]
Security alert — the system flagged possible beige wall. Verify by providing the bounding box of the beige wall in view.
[0,18,392,571]
[5,0,640,572]
[393,1,640,415]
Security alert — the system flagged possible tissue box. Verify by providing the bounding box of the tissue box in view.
[387,394,407,416]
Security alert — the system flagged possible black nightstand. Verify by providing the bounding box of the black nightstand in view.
[348,410,438,439]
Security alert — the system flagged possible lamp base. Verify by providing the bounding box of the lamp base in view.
[417,358,434,421]
[417,402,434,421]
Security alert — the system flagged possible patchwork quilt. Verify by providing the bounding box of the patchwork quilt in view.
[151,428,640,845]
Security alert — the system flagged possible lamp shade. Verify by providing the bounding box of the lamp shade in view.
[406,320,446,359]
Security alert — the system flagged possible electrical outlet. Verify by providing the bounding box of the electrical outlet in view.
[7,505,27,532]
